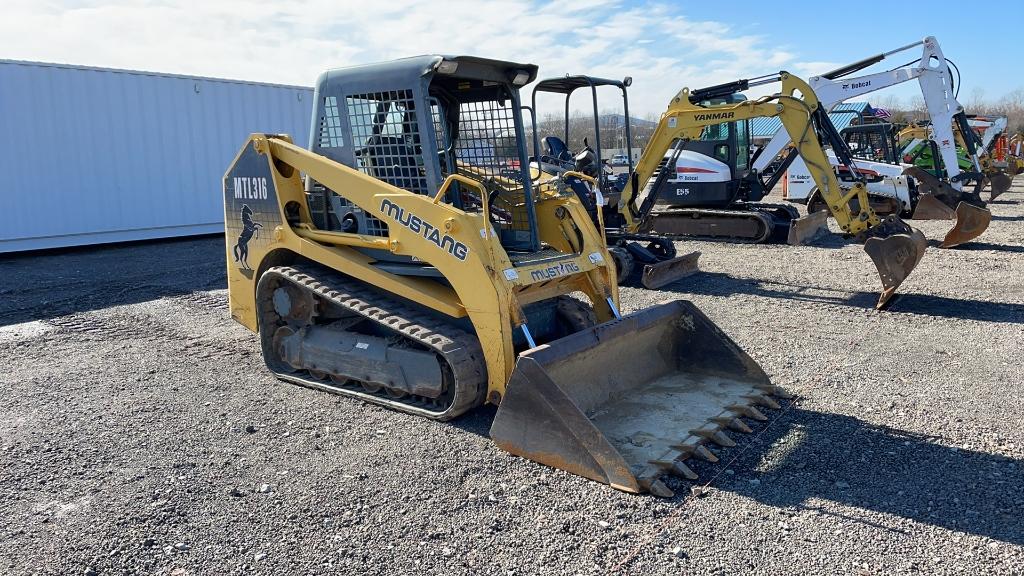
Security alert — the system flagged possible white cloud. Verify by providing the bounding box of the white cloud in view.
[0,0,815,116]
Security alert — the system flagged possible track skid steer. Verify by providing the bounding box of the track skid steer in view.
[491,300,783,496]
[225,56,781,498]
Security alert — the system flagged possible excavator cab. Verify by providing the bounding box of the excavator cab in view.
[842,122,901,165]
[655,93,758,208]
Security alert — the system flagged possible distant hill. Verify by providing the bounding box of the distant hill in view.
[599,114,657,129]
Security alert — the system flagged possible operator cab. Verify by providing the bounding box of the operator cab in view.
[657,93,752,209]
[304,55,546,270]
[840,119,900,165]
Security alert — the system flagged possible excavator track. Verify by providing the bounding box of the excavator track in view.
[641,206,775,243]
[640,203,807,244]
[256,265,486,421]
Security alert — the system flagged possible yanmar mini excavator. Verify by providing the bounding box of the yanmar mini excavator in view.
[587,72,928,309]
[526,75,701,289]
[527,72,927,307]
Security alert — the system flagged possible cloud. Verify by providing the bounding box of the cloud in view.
[0,0,811,116]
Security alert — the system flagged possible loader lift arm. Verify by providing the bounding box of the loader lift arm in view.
[616,72,926,308]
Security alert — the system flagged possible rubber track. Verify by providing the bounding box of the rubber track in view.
[258,265,487,421]
[644,207,775,244]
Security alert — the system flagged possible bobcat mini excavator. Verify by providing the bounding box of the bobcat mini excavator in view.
[773,37,994,247]
[224,56,795,497]
[611,72,927,309]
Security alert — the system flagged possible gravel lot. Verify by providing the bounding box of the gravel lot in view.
[2,183,1023,575]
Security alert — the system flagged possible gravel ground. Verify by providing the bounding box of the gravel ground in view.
[1,182,1023,575]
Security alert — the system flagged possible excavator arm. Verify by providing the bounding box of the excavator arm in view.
[957,116,1014,200]
[752,39,935,174]
[619,72,926,308]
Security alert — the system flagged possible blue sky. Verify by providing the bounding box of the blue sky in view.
[2,0,1021,115]
[676,0,1024,103]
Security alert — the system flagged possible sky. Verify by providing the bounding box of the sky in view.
[3,0,1022,117]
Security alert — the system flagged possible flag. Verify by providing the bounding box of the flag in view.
[870,106,892,119]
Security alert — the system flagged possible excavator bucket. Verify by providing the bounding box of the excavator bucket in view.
[786,210,830,245]
[939,202,992,248]
[911,194,957,220]
[988,172,1013,201]
[490,300,784,497]
[640,251,701,290]
[862,215,927,309]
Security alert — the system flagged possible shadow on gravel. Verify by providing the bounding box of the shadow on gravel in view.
[449,405,498,438]
[0,236,227,327]
[678,274,1024,324]
[991,215,1024,222]
[925,239,1024,253]
[708,407,1023,545]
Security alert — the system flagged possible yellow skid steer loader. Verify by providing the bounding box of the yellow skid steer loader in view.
[222,57,897,497]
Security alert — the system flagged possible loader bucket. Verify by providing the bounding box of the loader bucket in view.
[640,251,701,290]
[911,194,957,220]
[862,216,927,310]
[939,202,992,248]
[490,300,784,497]
[988,172,1013,201]
[786,210,830,245]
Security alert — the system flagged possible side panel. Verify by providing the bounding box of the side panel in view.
[223,141,284,329]
[0,60,313,253]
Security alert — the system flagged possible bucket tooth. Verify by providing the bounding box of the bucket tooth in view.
[639,477,674,498]
[743,394,781,410]
[671,461,699,480]
[651,459,700,481]
[715,416,753,434]
[692,427,735,447]
[728,404,768,421]
[694,445,719,462]
[711,430,736,447]
[755,383,791,399]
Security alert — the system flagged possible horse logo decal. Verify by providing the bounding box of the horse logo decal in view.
[233,204,263,271]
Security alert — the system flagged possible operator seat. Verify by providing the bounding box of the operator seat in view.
[361,135,419,190]
[542,136,573,164]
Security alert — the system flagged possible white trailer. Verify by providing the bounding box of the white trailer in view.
[0,60,313,253]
